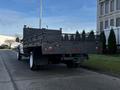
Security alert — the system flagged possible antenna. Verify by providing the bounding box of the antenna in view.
[39,0,42,29]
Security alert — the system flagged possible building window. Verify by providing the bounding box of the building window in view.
[116,0,120,10]
[105,20,109,29]
[100,22,103,31]
[116,18,120,27]
[110,19,114,26]
[105,0,109,14]
[110,0,114,12]
[100,2,104,15]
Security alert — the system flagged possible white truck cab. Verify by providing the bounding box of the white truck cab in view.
[17,43,24,60]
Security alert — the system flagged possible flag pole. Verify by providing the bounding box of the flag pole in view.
[39,0,42,29]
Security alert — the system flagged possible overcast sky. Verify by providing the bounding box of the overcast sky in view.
[0,0,97,36]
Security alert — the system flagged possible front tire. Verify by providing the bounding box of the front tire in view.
[17,52,22,61]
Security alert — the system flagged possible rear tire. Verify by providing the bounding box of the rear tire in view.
[74,63,79,68]
[66,62,74,68]
[29,52,38,71]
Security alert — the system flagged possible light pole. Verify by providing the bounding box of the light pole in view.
[39,0,42,29]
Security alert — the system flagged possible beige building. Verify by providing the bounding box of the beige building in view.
[97,0,120,33]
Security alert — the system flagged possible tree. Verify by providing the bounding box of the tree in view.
[108,29,117,54]
[75,31,80,41]
[64,34,69,40]
[5,40,15,49]
[100,31,106,53]
[88,30,95,41]
[16,37,20,42]
[82,30,86,41]
[14,33,22,42]
[70,34,74,41]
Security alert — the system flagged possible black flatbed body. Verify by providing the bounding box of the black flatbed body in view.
[23,27,97,55]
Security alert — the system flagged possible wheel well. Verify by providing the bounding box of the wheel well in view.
[23,46,42,54]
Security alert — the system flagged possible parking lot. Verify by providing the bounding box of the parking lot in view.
[0,50,120,90]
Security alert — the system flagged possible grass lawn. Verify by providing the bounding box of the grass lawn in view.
[81,54,120,75]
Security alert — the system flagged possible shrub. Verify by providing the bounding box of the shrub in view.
[88,30,95,41]
[75,31,80,41]
[100,31,106,54]
[0,44,10,49]
[108,29,117,54]
[82,30,86,41]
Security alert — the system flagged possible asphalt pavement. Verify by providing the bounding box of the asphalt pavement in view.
[0,50,120,90]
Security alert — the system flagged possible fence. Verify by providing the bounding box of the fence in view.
[62,33,99,41]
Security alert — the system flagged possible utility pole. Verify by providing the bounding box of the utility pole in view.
[39,0,42,29]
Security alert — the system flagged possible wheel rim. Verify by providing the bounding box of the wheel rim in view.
[30,53,33,68]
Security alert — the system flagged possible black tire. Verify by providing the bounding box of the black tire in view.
[66,62,74,68]
[29,52,38,71]
[74,63,79,68]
